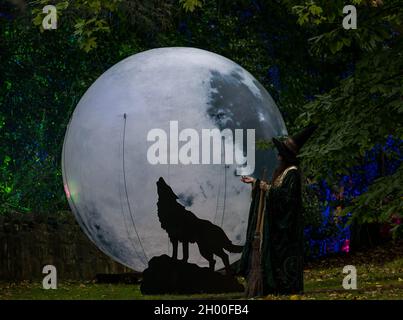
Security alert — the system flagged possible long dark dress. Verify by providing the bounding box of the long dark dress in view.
[239,167,304,295]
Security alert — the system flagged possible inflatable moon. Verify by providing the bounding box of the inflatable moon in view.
[62,47,287,271]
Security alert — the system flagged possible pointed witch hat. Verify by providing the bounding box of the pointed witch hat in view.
[272,125,317,162]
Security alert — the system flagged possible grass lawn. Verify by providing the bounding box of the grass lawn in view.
[1,242,402,300]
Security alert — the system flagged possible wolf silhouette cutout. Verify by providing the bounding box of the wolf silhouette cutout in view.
[156,177,243,273]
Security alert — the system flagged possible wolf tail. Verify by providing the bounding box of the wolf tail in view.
[225,243,244,253]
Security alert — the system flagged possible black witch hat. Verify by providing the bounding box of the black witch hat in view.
[272,125,317,162]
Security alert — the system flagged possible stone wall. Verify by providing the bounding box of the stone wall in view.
[0,212,132,281]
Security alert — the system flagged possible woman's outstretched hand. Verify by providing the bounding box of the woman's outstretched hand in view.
[241,176,255,184]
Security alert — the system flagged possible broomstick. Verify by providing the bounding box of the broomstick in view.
[245,168,267,298]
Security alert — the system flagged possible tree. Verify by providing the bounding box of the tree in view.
[283,0,403,237]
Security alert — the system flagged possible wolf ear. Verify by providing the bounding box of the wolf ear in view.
[158,177,179,199]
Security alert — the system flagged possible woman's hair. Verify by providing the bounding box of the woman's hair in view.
[271,156,299,183]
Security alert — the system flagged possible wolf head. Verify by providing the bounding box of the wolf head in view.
[157,177,179,202]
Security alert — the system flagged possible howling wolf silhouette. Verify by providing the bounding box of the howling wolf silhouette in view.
[156,177,243,273]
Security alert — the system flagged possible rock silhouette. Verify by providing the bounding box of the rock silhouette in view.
[140,255,244,294]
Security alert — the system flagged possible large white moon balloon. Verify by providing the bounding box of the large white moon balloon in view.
[62,47,287,272]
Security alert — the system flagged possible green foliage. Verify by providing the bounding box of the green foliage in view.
[342,165,403,238]
[1,4,145,213]
[292,1,325,26]
[251,0,402,237]
[0,155,19,212]
[180,0,203,12]
[302,184,323,229]
[287,0,403,236]
[32,0,176,52]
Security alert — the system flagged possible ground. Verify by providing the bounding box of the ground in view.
[1,241,402,300]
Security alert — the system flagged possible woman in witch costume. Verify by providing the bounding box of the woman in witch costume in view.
[239,125,317,295]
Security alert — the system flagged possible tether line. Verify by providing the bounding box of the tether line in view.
[119,116,145,266]
[122,113,149,265]
[213,164,222,225]
[221,147,227,228]
[213,137,227,227]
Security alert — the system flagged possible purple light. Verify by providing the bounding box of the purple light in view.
[341,239,350,253]
[305,137,402,259]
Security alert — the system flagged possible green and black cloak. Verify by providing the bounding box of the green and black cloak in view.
[239,166,304,295]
